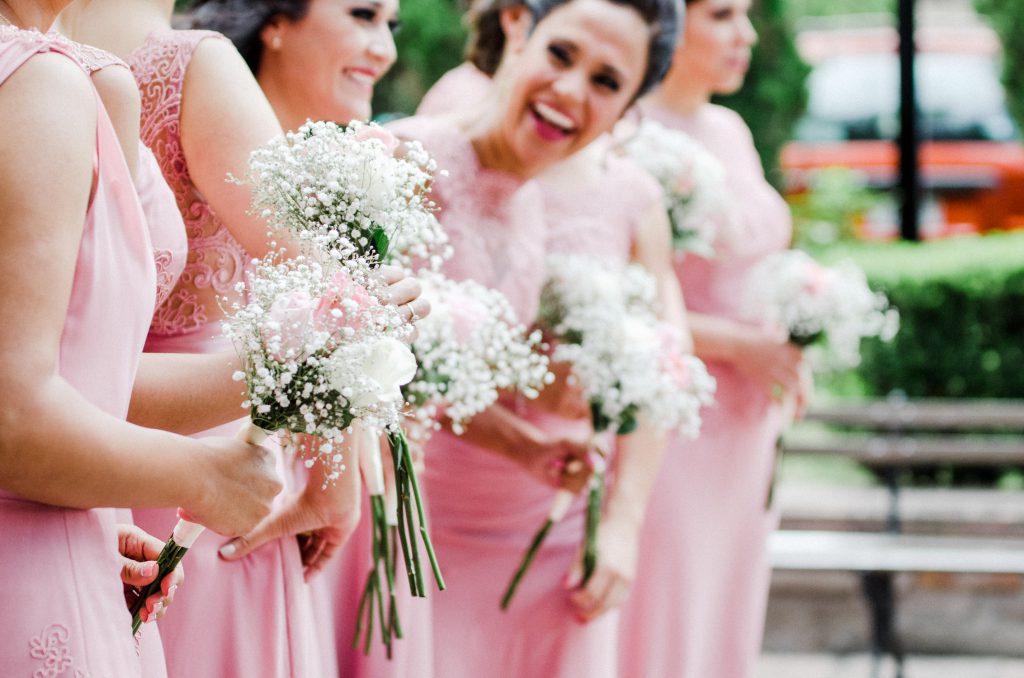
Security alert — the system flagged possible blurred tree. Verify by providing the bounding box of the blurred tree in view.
[787,0,893,17]
[713,0,810,186]
[373,0,467,117]
[975,0,1024,136]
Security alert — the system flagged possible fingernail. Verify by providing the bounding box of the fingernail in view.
[168,585,178,599]
[144,562,158,577]
[151,601,163,616]
[219,542,237,558]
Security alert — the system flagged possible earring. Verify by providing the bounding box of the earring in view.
[271,35,283,50]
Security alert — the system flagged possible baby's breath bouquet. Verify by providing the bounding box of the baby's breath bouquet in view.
[130,256,413,634]
[744,250,900,371]
[244,120,451,270]
[501,255,716,609]
[621,118,732,257]
[406,271,553,439]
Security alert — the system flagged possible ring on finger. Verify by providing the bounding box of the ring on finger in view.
[405,302,419,322]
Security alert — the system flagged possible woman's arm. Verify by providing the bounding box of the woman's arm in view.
[0,55,280,535]
[631,201,691,349]
[179,38,292,258]
[567,421,666,622]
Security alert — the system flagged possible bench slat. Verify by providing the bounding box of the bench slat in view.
[805,400,1024,430]
[782,433,1024,466]
[770,530,1024,574]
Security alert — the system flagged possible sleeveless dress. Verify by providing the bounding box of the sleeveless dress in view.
[617,103,791,678]
[65,39,190,678]
[125,30,320,678]
[389,115,624,678]
[0,26,156,677]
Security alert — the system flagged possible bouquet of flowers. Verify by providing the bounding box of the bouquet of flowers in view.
[744,249,900,371]
[243,120,450,630]
[130,255,413,634]
[405,271,553,438]
[501,255,716,609]
[620,118,732,257]
[243,119,451,270]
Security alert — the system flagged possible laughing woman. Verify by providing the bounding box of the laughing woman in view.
[385,0,679,675]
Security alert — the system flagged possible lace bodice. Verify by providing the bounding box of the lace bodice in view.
[542,150,662,267]
[62,39,189,310]
[388,116,548,324]
[127,30,250,337]
[644,103,792,321]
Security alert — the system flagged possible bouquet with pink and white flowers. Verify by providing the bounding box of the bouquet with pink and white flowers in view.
[744,249,900,370]
[243,120,451,270]
[501,255,716,609]
[130,256,413,634]
[620,118,733,257]
[406,271,553,438]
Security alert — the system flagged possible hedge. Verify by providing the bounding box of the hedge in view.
[817,232,1024,399]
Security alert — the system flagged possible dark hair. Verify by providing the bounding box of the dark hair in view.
[189,0,312,76]
[468,0,681,98]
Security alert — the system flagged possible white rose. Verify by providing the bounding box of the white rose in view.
[334,337,417,409]
[620,315,659,350]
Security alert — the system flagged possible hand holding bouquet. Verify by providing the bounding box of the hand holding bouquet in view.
[501,255,715,609]
[744,250,899,371]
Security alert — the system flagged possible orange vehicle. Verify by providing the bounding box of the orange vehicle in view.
[780,23,1024,239]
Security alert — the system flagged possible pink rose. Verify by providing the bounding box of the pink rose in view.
[267,289,316,361]
[657,324,691,387]
[353,124,400,154]
[313,271,378,337]
[445,287,488,345]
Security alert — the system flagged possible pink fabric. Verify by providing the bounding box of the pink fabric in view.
[0,26,156,677]
[127,30,320,678]
[416,62,491,116]
[385,115,620,678]
[65,40,189,310]
[128,30,251,340]
[617,103,790,678]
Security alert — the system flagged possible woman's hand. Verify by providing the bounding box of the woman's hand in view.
[217,441,361,581]
[185,436,283,538]
[118,523,184,624]
[515,429,596,494]
[729,326,804,400]
[565,515,639,623]
[381,265,430,328]
[528,361,590,421]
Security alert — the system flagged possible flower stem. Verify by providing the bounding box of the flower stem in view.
[500,518,555,610]
[130,537,189,635]
[580,470,606,587]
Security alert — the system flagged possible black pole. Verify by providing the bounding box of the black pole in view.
[898,0,920,241]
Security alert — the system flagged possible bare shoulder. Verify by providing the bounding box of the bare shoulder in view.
[0,52,96,168]
[705,103,754,139]
[89,62,140,116]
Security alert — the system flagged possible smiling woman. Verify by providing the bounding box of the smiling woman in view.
[380,0,680,676]
[192,0,399,130]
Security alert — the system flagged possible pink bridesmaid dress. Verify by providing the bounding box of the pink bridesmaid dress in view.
[125,30,321,678]
[388,115,619,678]
[68,40,190,678]
[0,26,156,677]
[617,103,791,678]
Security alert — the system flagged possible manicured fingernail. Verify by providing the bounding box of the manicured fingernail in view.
[143,562,158,577]
[168,585,178,599]
[152,601,163,616]
[219,542,236,557]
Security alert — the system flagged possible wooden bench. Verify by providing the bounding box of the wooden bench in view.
[770,398,1024,678]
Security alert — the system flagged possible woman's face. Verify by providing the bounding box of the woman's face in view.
[497,0,650,175]
[262,0,399,124]
[675,0,756,96]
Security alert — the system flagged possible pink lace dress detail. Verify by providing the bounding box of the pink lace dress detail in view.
[64,40,188,309]
[0,26,156,677]
[127,30,250,342]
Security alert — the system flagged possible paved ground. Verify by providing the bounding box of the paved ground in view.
[759,653,1024,678]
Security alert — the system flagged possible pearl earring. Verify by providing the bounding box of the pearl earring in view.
[271,36,282,49]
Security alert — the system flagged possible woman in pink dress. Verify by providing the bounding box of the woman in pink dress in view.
[189,2,429,675]
[617,1,810,676]
[388,0,680,675]
[0,6,280,675]
[418,4,693,629]
[67,2,425,676]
